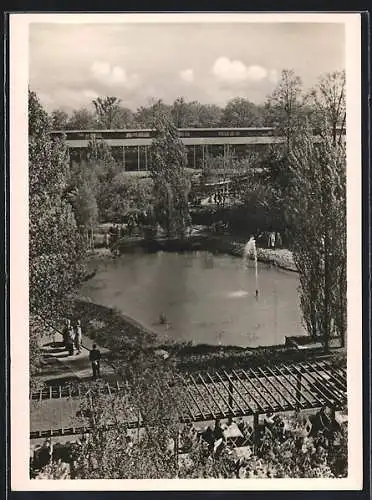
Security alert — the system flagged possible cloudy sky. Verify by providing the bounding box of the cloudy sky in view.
[29,22,345,113]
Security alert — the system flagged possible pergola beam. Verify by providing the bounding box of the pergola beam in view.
[31,360,347,440]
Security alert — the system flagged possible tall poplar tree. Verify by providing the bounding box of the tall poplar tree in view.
[148,101,190,238]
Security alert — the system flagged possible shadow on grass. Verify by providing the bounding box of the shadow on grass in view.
[43,372,120,388]
[42,347,67,355]
[43,376,80,386]
[43,352,71,359]
[43,341,65,348]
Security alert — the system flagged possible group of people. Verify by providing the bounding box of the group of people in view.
[181,418,232,458]
[254,231,283,249]
[180,407,343,462]
[105,224,126,247]
[62,319,82,356]
[61,319,102,379]
[266,231,282,249]
[104,212,153,247]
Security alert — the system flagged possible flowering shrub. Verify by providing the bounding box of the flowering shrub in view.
[33,460,71,480]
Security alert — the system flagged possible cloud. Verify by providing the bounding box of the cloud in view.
[179,69,194,83]
[83,89,99,100]
[90,61,139,88]
[212,57,269,84]
[268,69,279,84]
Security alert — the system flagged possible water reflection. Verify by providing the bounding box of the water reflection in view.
[80,251,305,348]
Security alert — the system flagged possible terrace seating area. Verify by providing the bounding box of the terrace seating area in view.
[30,406,347,479]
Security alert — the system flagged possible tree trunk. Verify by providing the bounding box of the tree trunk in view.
[324,232,331,353]
[322,158,331,354]
[339,261,346,348]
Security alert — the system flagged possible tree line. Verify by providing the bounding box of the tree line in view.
[50,69,345,131]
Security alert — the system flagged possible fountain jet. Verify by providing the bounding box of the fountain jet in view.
[243,237,259,298]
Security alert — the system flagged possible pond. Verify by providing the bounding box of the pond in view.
[80,251,305,348]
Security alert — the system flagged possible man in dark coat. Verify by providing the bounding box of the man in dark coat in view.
[89,344,101,380]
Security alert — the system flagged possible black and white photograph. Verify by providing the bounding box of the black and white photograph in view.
[10,13,362,489]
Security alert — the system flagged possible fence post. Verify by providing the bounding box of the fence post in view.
[253,413,259,453]
[228,378,234,424]
[296,368,302,410]
[174,427,179,474]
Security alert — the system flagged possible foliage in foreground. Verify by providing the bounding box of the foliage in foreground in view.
[31,360,347,479]
[29,91,87,388]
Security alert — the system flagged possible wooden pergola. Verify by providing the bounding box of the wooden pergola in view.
[30,359,347,440]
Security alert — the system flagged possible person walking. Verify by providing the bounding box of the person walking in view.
[89,344,101,380]
[75,320,82,355]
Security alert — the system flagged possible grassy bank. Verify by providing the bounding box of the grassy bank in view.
[74,298,345,375]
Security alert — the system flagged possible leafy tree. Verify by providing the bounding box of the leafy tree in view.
[134,100,171,128]
[261,69,306,215]
[51,109,69,130]
[264,69,305,148]
[29,90,87,387]
[286,124,346,350]
[196,103,223,127]
[68,107,97,130]
[110,106,134,129]
[69,182,99,249]
[148,102,191,237]
[86,135,120,182]
[92,96,122,129]
[171,100,224,128]
[74,358,181,479]
[307,70,346,143]
[98,175,154,224]
[221,97,264,127]
[171,97,198,128]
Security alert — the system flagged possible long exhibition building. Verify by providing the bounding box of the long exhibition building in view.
[50,127,345,172]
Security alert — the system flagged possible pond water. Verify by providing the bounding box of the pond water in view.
[80,251,305,348]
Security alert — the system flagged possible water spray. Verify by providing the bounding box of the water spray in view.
[243,236,259,298]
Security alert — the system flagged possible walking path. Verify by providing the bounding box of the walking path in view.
[37,330,118,385]
[31,331,122,439]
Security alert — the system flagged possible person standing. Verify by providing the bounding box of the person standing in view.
[104,231,109,248]
[213,419,226,456]
[276,232,282,248]
[75,320,82,355]
[66,325,75,356]
[62,319,71,348]
[89,344,101,380]
[268,231,276,249]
